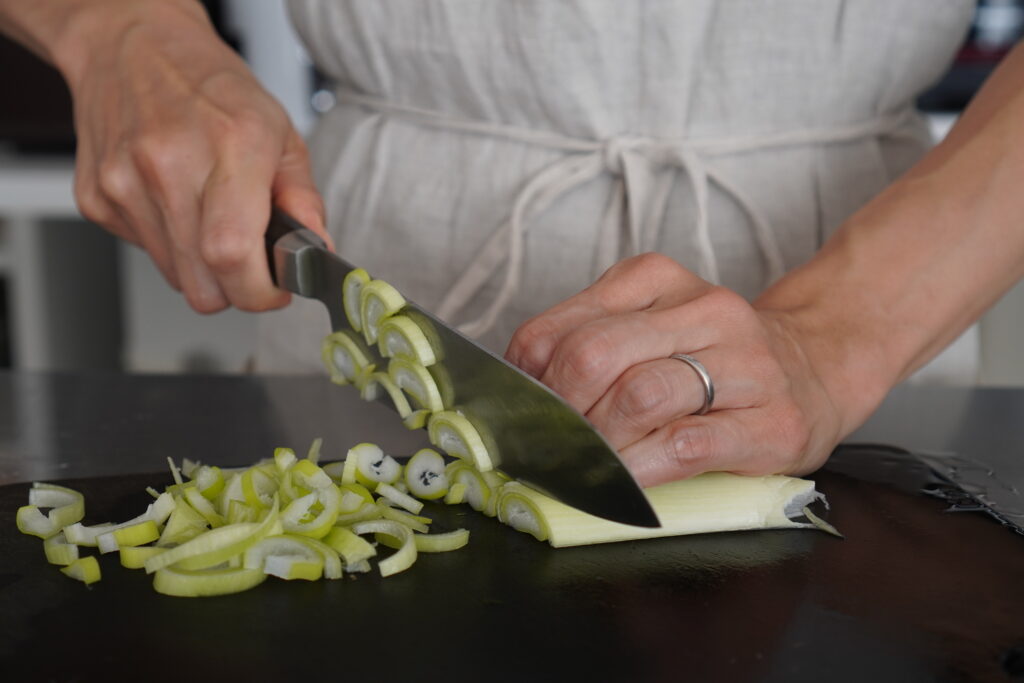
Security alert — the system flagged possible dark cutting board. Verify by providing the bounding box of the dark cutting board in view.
[2,449,1023,683]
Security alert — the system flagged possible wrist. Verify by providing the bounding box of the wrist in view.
[754,259,901,439]
[51,0,211,91]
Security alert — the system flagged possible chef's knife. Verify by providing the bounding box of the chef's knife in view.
[265,209,660,528]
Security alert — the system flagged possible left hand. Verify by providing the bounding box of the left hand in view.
[505,253,845,488]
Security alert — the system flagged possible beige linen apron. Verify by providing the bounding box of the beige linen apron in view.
[255,0,974,375]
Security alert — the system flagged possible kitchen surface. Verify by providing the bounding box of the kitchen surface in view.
[1,373,1022,682]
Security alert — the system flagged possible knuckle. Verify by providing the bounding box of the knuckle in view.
[222,108,280,147]
[74,179,108,224]
[96,158,135,204]
[184,288,228,315]
[510,317,558,368]
[200,227,250,272]
[615,366,674,425]
[131,133,182,180]
[665,421,715,473]
[554,331,614,385]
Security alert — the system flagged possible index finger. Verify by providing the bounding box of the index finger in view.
[506,252,705,377]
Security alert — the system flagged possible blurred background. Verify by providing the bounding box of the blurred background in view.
[0,0,1021,381]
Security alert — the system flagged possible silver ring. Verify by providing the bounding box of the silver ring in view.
[669,354,715,416]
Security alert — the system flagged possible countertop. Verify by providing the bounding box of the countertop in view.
[1,372,1022,683]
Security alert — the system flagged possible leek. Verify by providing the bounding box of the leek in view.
[428,411,493,472]
[321,330,374,387]
[359,279,406,345]
[388,357,444,412]
[377,315,437,367]
[342,268,371,332]
[16,483,86,539]
[60,556,101,586]
[404,448,449,500]
[497,473,835,547]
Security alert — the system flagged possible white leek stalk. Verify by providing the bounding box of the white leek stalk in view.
[497,473,837,547]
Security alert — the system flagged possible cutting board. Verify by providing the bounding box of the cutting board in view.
[2,448,1022,683]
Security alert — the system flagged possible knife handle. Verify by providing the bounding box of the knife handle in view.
[265,208,329,295]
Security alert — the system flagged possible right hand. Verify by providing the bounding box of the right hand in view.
[62,0,329,313]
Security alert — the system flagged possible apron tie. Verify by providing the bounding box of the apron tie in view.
[337,91,915,337]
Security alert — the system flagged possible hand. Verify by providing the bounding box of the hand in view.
[63,0,329,313]
[505,253,845,488]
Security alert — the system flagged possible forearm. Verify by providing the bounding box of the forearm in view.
[756,43,1024,434]
[0,0,208,86]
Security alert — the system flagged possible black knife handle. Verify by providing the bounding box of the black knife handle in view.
[265,208,328,288]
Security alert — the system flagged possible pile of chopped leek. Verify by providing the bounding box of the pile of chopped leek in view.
[17,440,472,597]
[17,435,836,595]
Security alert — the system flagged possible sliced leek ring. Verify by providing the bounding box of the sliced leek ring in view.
[119,545,167,570]
[402,409,431,431]
[361,371,413,418]
[281,484,341,539]
[349,443,403,487]
[193,465,225,500]
[16,483,85,539]
[377,315,437,367]
[445,461,491,513]
[444,481,468,505]
[375,503,431,533]
[428,411,493,472]
[63,522,117,547]
[375,482,424,515]
[495,482,551,542]
[60,556,101,586]
[322,329,374,386]
[322,526,377,566]
[43,532,79,566]
[98,519,161,554]
[243,534,326,581]
[145,498,281,574]
[414,529,470,553]
[388,358,444,412]
[153,565,267,598]
[350,520,416,578]
[157,498,209,547]
[343,267,371,332]
[360,279,406,345]
[183,487,226,528]
[404,448,449,500]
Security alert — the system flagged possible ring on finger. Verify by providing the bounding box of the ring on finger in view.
[669,353,715,416]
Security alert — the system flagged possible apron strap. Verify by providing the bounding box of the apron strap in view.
[338,91,915,337]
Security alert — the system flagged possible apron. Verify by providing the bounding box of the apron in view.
[255,0,975,376]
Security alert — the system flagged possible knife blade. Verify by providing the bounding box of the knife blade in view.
[265,209,660,528]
